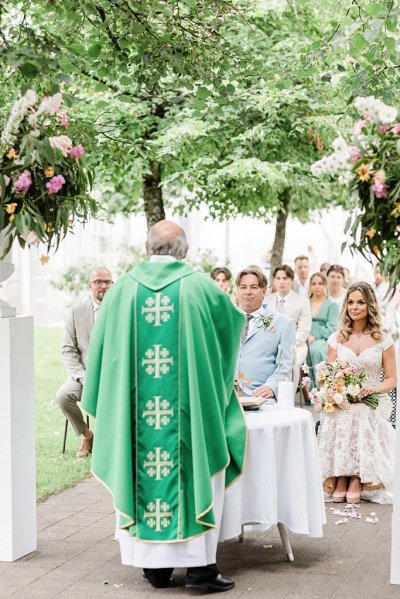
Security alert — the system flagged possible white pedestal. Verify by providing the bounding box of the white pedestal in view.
[0,316,36,561]
[390,345,400,584]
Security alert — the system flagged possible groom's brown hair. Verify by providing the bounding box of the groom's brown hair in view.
[235,266,268,289]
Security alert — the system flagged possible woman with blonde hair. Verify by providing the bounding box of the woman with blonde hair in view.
[319,282,397,504]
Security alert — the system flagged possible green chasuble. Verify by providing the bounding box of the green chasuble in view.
[81,261,247,542]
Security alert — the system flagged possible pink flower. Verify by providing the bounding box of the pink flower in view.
[352,119,367,137]
[22,230,40,246]
[371,182,389,199]
[59,112,69,129]
[14,170,32,195]
[348,146,361,163]
[391,123,400,135]
[49,135,73,157]
[374,170,385,184]
[69,145,84,160]
[379,124,387,134]
[46,175,66,194]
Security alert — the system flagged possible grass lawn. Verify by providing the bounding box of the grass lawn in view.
[35,327,92,501]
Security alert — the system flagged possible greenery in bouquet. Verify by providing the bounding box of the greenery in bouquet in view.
[311,96,400,289]
[302,358,380,412]
[0,90,97,258]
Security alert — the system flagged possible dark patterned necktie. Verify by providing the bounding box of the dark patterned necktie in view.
[241,314,253,343]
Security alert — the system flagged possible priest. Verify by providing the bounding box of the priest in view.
[82,220,247,592]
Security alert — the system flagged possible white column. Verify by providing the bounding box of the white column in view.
[0,316,36,562]
[391,344,400,584]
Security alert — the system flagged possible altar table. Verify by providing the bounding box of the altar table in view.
[219,407,326,560]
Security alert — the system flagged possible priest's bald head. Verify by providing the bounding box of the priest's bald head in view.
[146,220,188,259]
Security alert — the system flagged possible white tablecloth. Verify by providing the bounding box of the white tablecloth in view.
[219,407,326,541]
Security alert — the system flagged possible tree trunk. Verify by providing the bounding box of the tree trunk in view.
[270,190,290,275]
[143,102,166,228]
[143,161,165,227]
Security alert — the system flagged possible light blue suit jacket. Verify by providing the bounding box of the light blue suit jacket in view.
[236,307,296,399]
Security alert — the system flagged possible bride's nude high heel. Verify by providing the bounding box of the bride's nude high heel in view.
[332,476,348,502]
[332,491,346,503]
[346,476,362,504]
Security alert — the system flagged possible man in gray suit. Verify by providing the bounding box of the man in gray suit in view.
[236,266,296,401]
[56,267,113,458]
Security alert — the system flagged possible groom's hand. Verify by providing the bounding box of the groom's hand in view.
[252,385,274,398]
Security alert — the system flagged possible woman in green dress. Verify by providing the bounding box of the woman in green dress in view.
[308,272,339,383]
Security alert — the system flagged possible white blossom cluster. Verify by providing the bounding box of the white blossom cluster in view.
[310,95,397,185]
[28,92,63,127]
[1,90,37,146]
[354,96,398,124]
[310,136,353,185]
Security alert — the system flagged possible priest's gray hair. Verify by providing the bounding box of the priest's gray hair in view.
[147,227,188,259]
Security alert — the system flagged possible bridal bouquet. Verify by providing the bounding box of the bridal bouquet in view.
[304,359,380,412]
[311,96,400,287]
[0,89,96,258]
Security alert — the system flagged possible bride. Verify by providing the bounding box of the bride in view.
[319,281,397,504]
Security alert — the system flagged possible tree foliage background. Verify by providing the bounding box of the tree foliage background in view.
[1,0,399,266]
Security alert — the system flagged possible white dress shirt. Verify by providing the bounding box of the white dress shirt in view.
[149,254,177,263]
[92,301,101,321]
[295,279,309,297]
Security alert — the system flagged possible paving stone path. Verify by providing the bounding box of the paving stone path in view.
[0,476,398,598]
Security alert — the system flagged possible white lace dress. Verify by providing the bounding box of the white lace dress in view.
[319,333,395,504]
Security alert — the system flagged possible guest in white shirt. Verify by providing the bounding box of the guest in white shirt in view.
[210,266,232,293]
[293,255,310,297]
[373,263,390,320]
[265,264,312,389]
[327,264,347,309]
[320,262,330,277]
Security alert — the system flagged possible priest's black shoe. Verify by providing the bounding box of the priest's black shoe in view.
[142,567,173,588]
[185,566,235,592]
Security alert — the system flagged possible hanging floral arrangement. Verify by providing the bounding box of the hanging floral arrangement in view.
[0,90,97,258]
[311,96,400,288]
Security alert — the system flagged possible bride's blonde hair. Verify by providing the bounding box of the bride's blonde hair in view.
[338,282,382,342]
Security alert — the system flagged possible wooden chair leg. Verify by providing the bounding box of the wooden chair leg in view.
[62,418,68,453]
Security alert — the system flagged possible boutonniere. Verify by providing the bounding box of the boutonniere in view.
[257,313,275,332]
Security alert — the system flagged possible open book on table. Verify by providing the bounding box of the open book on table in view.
[240,396,268,408]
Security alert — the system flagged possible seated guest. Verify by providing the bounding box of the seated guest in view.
[56,267,113,458]
[327,264,346,308]
[210,266,232,293]
[373,263,390,323]
[307,272,339,384]
[293,255,310,297]
[385,283,400,341]
[236,266,295,401]
[343,266,351,288]
[320,262,330,277]
[265,264,312,389]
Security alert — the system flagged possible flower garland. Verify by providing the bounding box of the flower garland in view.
[311,96,400,288]
[0,90,97,259]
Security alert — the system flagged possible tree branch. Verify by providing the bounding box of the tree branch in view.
[95,5,122,53]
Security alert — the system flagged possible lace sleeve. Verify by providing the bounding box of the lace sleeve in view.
[382,334,394,351]
[328,332,338,350]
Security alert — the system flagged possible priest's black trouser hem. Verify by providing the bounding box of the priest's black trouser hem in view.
[143,563,219,588]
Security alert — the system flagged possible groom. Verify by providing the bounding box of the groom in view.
[236,266,296,401]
